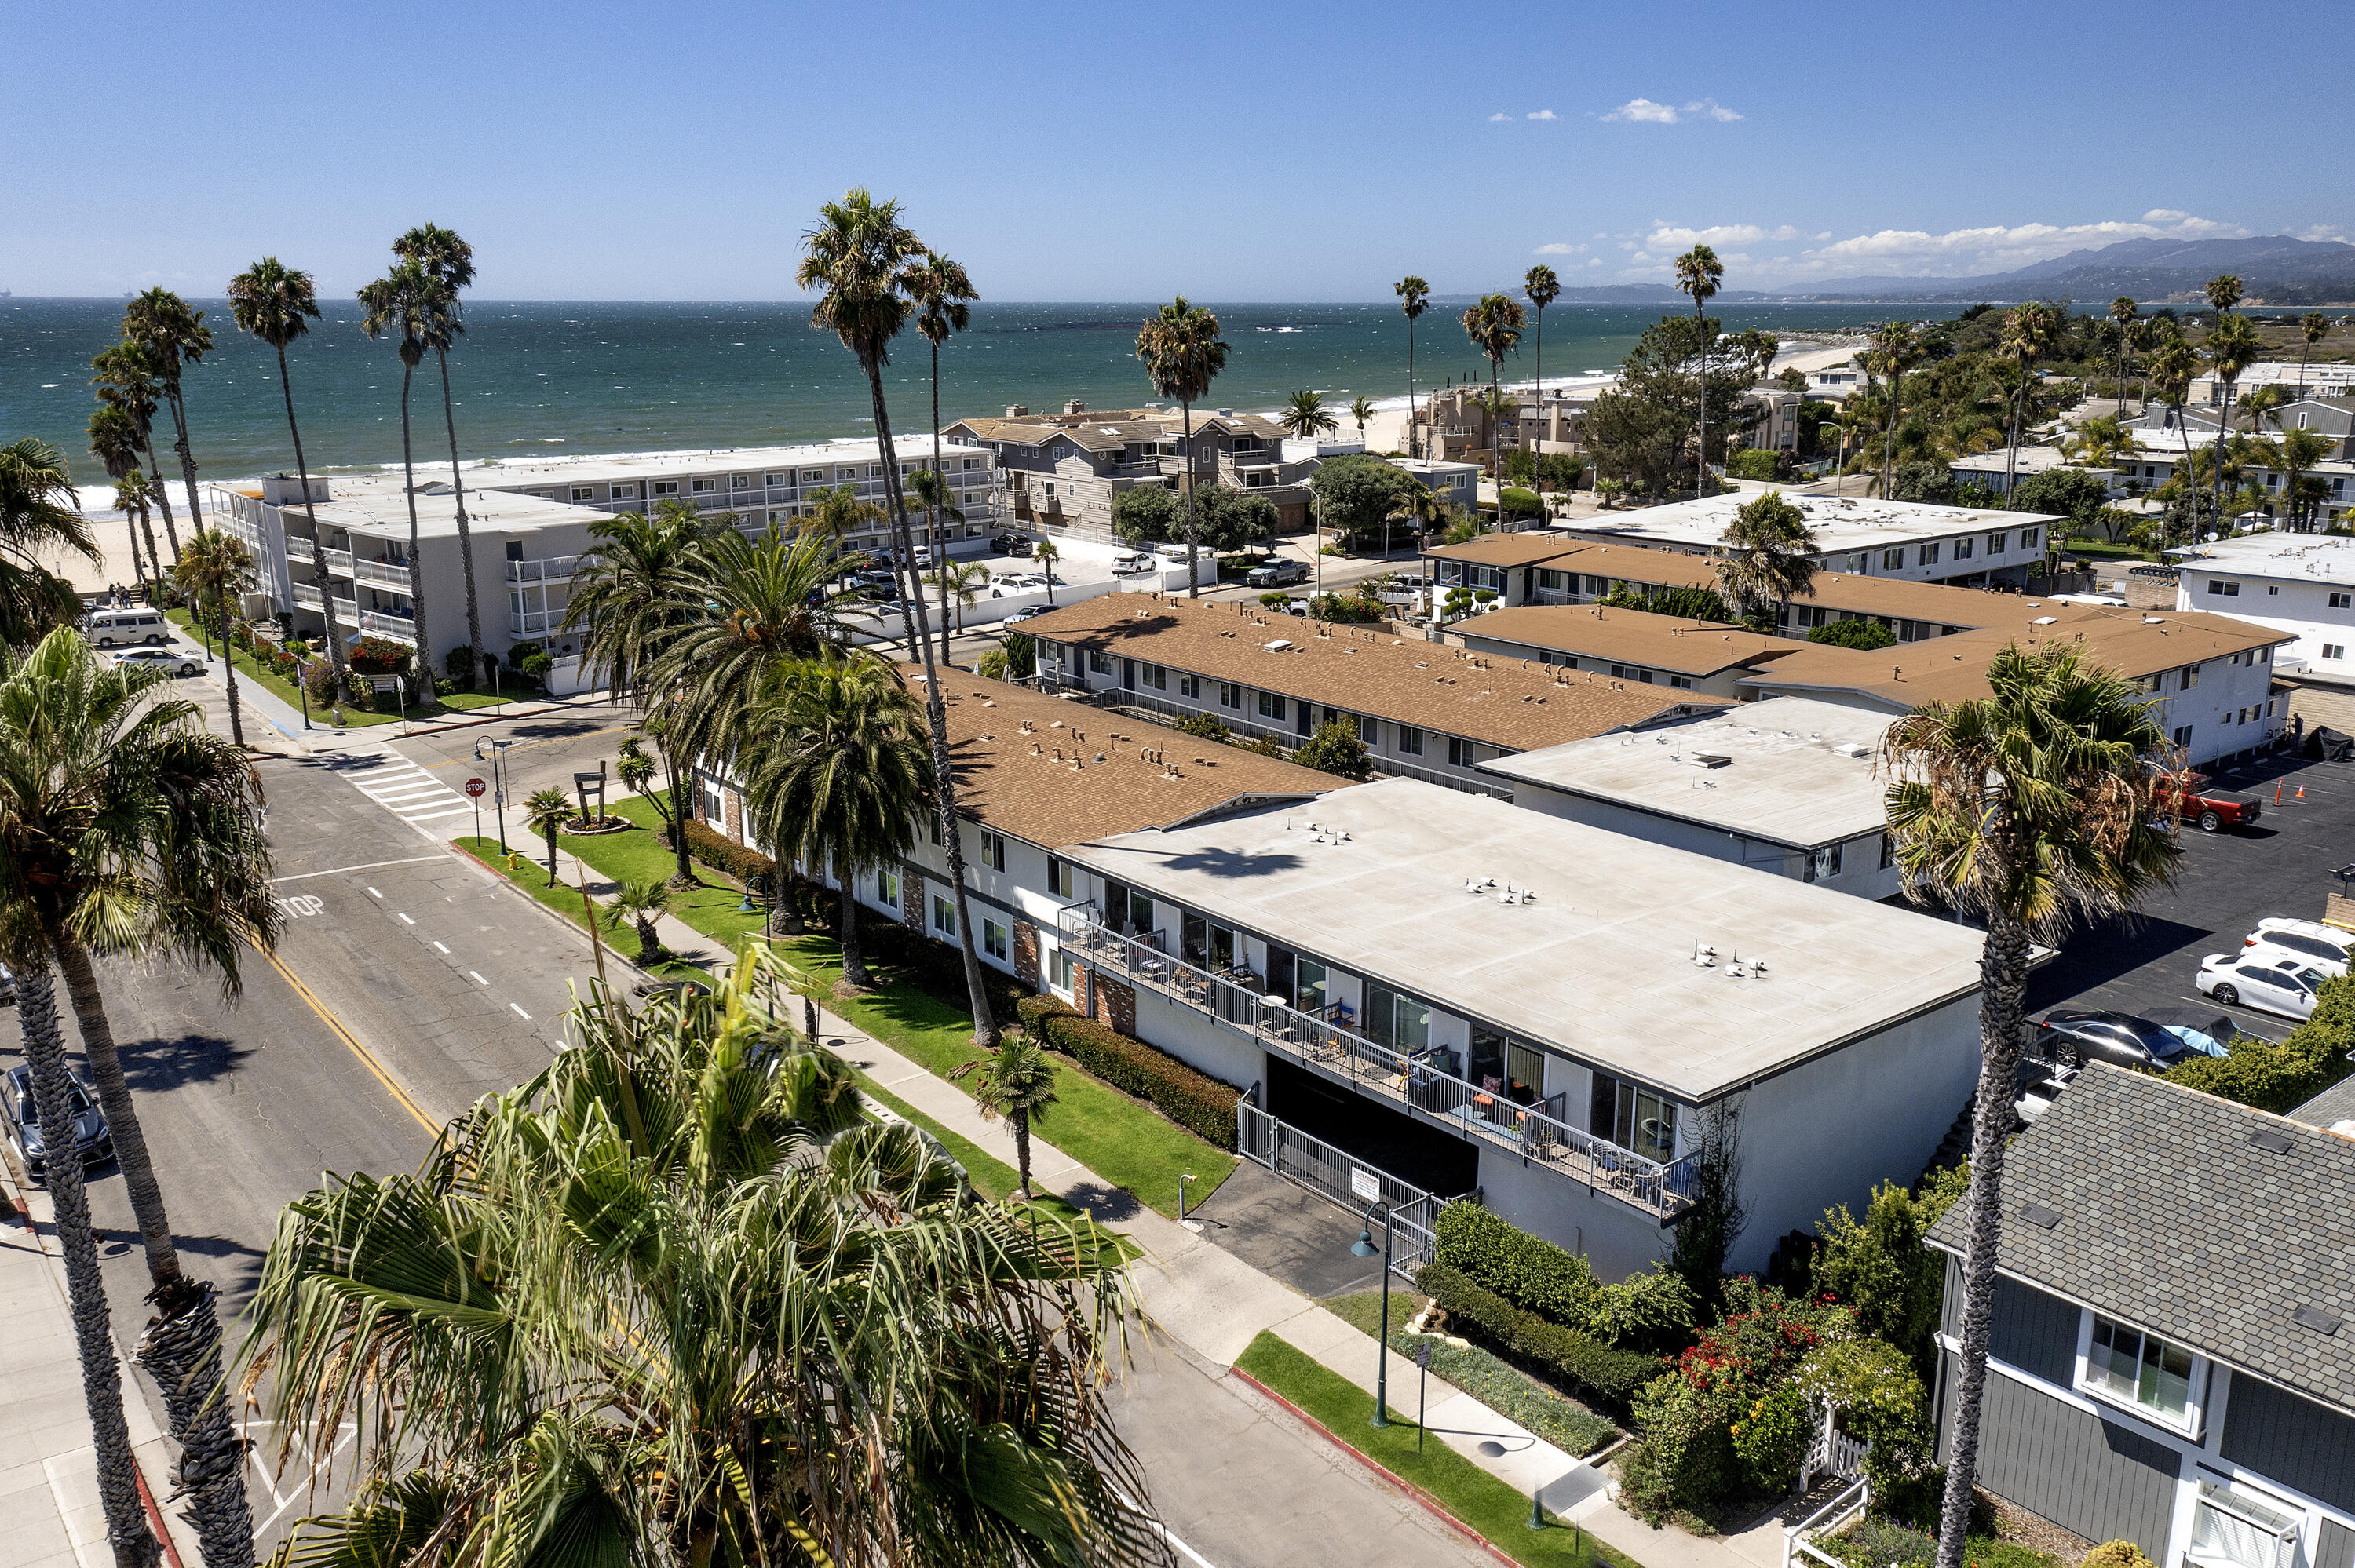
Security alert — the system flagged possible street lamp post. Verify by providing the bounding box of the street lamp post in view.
[475,737,517,855]
[1350,1202,1394,1427]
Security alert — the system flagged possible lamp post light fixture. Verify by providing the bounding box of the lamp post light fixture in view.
[475,736,517,855]
[1350,1200,1394,1427]
[1178,1172,1197,1226]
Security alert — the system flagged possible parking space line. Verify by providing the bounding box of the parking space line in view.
[396,913,414,924]
[510,1003,531,1020]
[367,888,382,899]
[469,970,487,985]
[432,940,450,954]
[268,855,444,884]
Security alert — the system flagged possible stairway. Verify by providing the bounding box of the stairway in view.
[1922,1096,1976,1184]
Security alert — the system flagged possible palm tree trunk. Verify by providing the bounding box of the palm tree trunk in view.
[636,917,661,965]
[1407,320,1418,461]
[277,345,347,676]
[16,957,161,1568]
[49,932,181,1289]
[435,347,485,680]
[2213,381,2235,534]
[398,360,436,697]
[213,593,246,749]
[125,502,148,600]
[1694,302,1708,498]
[839,875,868,989]
[165,383,204,558]
[930,340,955,669]
[1181,399,1199,598]
[543,831,559,886]
[1013,1106,1032,1199]
[139,432,183,566]
[859,360,1002,1050]
[1932,913,2032,1568]
[1490,359,1505,528]
[661,737,694,884]
[133,501,163,600]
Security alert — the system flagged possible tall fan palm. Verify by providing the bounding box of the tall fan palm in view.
[1280,388,1338,444]
[358,260,442,676]
[798,483,883,553]
[229,257,347,674]
[1674,245,1724,495]
[1524,263,1561,418]
[1459,294,1525,526]
[905,250,977,651]
[1713,490,1820,628]
[90,340,184,565]
[523,786,571,885]
[1998,301,2061,496]
[1882,643,2178,1568]
[1135,297,1230,599]
[242,941,1161,1568]
[123,289,214,546]
[951,1034,1060,1199]
[741,656,933,989]
[170,527,255,749]
[1396,275,1430,458]
[1864,323,1924,501]
[2278,426,2334,531]
[1349,395,1376,442]
[88,407,162,596]
[392,224,484,676]
[928,560,988,644]
[1034,537,1061,607]
[800,191,1002,1047]
[2204,312,2263,528]
[906,468,966,665]
[0,628,277,1568]
[2108,297,2138,409]
[2297,310,2330,400]
[2143,333,2200,543]
[0,438,96,647]
[111,472,155,597]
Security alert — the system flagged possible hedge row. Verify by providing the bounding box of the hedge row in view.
[1416,1260,1659,1407]
[1436,1201,1603,1328]
[1017,995,1240,1149]
[681,818,778,887]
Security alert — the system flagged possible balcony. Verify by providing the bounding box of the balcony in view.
[510,607,564,636]
[359,610,417,643]
[290,582,360,623]
[285,535,316,563]
[322,546,355,577]
[507,555,579,585]
[352,558,412,591]
[1057,908,1697,1219]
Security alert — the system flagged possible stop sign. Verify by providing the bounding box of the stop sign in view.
[465,777,487,798]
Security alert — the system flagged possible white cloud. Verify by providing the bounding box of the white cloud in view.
[1645,223,1806,248]
[1683,98,1743,122]
[2142,208,2192,222]
[1601,97,1681,124]
[2296,223,2352,245]
[1527,109,1556,121]
[1588,257,1604,267]
[1533,242,1586,255]
[1488,111,1510,122]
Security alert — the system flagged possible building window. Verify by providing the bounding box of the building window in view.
[1919,542,1941,566]
[1397,725,1424,756]
[652,480,681,497]
[1882,549,1906,570]
[1448,736,1476,768]
[2209,580,2240,596]
[2179,663,2201,689]
[2138,672,2165,694]
[1953,536,1973,560]
[931,895,956,936]
[1050,947,1078,994]
[1806,844,1843,882]
[1609,663,1655,684]
[1218,681,1242,709]
[571,485,597,501]
[1089,650,1114,675]
[1179,673,1200,699]
[765,472,790,487]
[692,478,720,494]
[700,777,725,822]
[2020,527,2040,549]
[1357,713,1379,744]
[1141,662,1167,691]
[877,868,899,907]
[1668,673,1696,690]
[1846,553,1868,573]
[2331,593,2351,609]
[1046,855,1077,899]
[977,828,1006,872]
[1258,691,1286,721]
[926,811,941,846]
[802,469,827,483]
[1590,1071,1674,1162]
[1988,532,2007,554]
[2173,724,2193,748]
[2327,644,2347,662]
[982,919,1008,961]
[2187,1481,2301,1568]
[2082,1314,2196,1427]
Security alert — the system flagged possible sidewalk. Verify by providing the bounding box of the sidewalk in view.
[1,1174,195,1568]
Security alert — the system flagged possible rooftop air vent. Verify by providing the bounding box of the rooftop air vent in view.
[2249,1126,2295,1155]
[1263,638,1292,651]
[2021,1204,2063,1230]
[2032,615,2058,625]
[1688,753,1732,768]
[2291,1304,2342,1336]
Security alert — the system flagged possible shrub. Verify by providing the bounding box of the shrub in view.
[1824,1518,1936,1568]
[1306,592,1381,624]
[1397,1329,1618,1456]
[998,631,1036,679]
[1015,994,1240,1148]
[1435,1202,1694,1349]
[1258,591,1291,608]
[1174,711,1229,742]
[520,651,556,680]
[1809,618,1897,650]
[1241,733,1281,757]
[681,817,776,886]
[977,649,1009,680]
[1415,1260,1660,1406]
[2083,1544,2156,1568]
[1289,717,1372,780]
[1729,1384,1810,1494]
[1725,448,1781,483]
[1499,485,1543,520]
[304,659,340,706]
[1601,584,1735,622]
[2164,986,2355,1112]
[349,636,412,675]
[444,644,478,686]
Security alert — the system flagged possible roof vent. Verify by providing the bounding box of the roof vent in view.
[2249,1126,2295,1155]
[1263,638,1292,651]
[2032,615,2058,625]
[1688,753,1732,768]
[2291,1304,2342,1336]
[2021,1204,2063,1230]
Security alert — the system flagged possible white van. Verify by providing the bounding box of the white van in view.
[85,608,172,647]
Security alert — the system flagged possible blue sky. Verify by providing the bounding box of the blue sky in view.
[8,0,2346,301]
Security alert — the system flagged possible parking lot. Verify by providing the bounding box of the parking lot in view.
[2028,745,2355,1044]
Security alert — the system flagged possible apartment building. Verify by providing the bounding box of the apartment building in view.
[206,439,995,666]
[943,403,1316,540]
[2173,534,2355,730]
[1017,593,1724,794]
[2191,362,2355,405]
[1456,604,1801,698]
[1927,1067,2355,1568]
[1568,491,2061,589]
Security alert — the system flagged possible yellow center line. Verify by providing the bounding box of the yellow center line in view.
[259,947,438,1133]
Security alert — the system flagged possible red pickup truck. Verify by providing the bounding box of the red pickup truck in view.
[2152,770,2263,833]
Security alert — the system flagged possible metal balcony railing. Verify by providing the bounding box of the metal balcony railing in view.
[291,582,360,621]
[506,556,580,585]
[322,547,355,576]
[352,558,411,590]
[1055,906,1697,1218]
[285,535,316,563]
[359,610,418,642]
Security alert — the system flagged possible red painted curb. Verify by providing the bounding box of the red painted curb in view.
[1227,1366,1525,1568]
[133,1462,188,1568]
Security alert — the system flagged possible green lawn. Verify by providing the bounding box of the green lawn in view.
[2058,536,2152,562]
[854,1074,1091,1223]
[163,610,524,725]
[1235,1333,1642,1568]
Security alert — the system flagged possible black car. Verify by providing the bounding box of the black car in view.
[2,1064,112,1182]
[2032,1009,2192,1070]
[991,533,1033,556]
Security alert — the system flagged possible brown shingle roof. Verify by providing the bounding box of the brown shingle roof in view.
[1018,594,1725,751]
[1424,534,1590,570]
[919,666,1333,849]
[1462,604,1804,678]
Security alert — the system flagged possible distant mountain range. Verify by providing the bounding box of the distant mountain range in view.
[1784,235,2355,303]
[1432,287,1776,306]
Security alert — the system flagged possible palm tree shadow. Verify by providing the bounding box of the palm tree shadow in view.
[118,1032,251,1092]
[1055,1180,1141,1223]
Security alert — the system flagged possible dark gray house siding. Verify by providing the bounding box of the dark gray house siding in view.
[2319,1518,2355,1568]
[1943,1253,1962,1340]
[1939,1359,2179,1557]
[2219,1373,2355,1515]
[1992,1273,2082,1387]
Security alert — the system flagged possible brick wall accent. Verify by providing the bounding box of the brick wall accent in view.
[1072,965,1094,1017]
[723,789,743,844]
[900,864,927,929]
[1094,975,1137,1036]
[1013,921,1040,985]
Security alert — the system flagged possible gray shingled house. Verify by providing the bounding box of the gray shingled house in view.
[1927,1066,2355,1568]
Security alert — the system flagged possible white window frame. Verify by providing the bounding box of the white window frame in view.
[931,893,956,936]
[1050,946,1079,995]
[571,485,597,501]
[978,827,1006,872]
[982,918,1008,962]
[876,868,899,908]
[2075,1309,2207,1438]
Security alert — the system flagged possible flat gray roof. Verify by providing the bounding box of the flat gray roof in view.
[1571,490,2061,552]
[1477,697,1895,849]
[1068,775,1984,1101]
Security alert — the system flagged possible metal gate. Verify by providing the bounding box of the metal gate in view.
[1236,1102,1457,1280]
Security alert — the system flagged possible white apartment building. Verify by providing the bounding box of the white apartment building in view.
[2173,534,2355,730]
[1565,490,2061,589]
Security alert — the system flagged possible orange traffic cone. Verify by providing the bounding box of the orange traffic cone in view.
[2276,782,2284,804]
[2298,786,2308,800]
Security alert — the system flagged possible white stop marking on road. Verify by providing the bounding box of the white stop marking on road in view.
[274,895,326,920]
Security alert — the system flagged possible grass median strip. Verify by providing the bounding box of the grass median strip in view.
[162,609,506,724]
[1234,1332,1639,1568]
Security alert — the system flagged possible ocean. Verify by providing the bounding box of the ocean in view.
[3,298,1889,485]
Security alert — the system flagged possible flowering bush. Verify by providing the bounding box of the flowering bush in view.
[1730,1384,1811,1494]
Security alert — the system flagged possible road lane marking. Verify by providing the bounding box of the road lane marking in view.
[396,913,415,924]
[367,888,382,899]
[510,1003,531,1020]
[268,855,444,883]
[432,940,450,954]
[469,970,487,985]
[258,948,435,1133]
[272,895,326,920]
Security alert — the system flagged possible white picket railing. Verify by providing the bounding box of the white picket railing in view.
[1782,1477,1870,1568]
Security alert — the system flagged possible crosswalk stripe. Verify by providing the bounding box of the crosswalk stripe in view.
[330,747,476,833]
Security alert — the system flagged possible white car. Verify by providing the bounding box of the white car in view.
[1108,552,1156,575]
[111,647,202,677]
[2241,917,2355,979]
[2196,953,2325,1021]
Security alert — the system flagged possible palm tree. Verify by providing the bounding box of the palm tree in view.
[171,527,255,749]
[904,251,977,644]
[1864,323,1922,498]
[229,257,348,675]
[1674,245,1725,495]
[2144,331,2199,541]
[1524,263,1561,421]
[358,260,440,678]
[2108,297,2138,410]
[1349,395,1376,443]
[91,340,186,568]
[739,657,933,990]
[111,472,153,599]
[1714,490,1820,628]
[604,877,674,963]
[2204,312,2263,534]
[1280,388,1339,445]
[2278,426,2334,531]
[123,290,214,547]
[2297,311,2330,400]
[0,439,93,647]
[798,482,884,556]
[927,560,988,645]
[523,786,571,885]
[951,1035,1060,1199]
[1882,642,2178,1568]
[88,407,162,596]
[1459,294,1526,526]
[1033,537,1061,606]
[1134,297,1230,599]
[906,468,966,665]
[1396,276,1430,458]
[801,190,1000,1048]
[0,628,276,1568]
[242,941,1157,1568]
[1998,301,2061,497]
[392,225,484,676]
[2236,383,2289,436]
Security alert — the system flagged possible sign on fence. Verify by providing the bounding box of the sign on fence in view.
[1349,1166,1381,1202]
